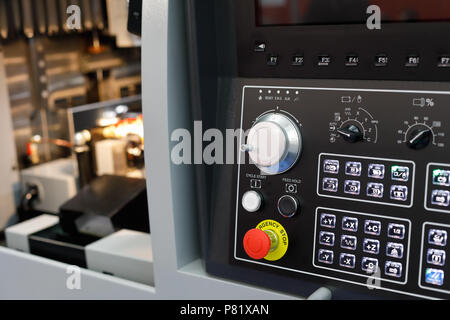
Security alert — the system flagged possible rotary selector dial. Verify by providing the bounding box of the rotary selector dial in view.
[329,107,379,144]
[243,112,302,175]
[397,117,445,150]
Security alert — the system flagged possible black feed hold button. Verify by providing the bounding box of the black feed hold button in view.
[277,195,299,218]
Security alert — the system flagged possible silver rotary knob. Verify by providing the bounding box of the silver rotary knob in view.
[243,113,302,175]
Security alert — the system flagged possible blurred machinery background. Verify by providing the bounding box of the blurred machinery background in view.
[0,0,142,169]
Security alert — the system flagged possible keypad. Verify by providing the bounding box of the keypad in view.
[314,208,410,284]
[420,223,450,293]
[318,154,414,207]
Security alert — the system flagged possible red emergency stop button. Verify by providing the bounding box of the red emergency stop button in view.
[243,229,271,260]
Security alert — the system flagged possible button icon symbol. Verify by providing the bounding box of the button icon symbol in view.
[341,235,357,251]
[431,190,450,207]
[323,160,339,174]
[344,180,361,195]
[367,183,384,198]
[385,261,402,278]
[391,166,409,182]
[432,169,450,187]
[388,223,406,240]
[390,185,408,202]
[345,162,362,177]
[427,249,446,266]
[322,178,339,192]
[386,243,404,259]
[428,229,448,247]
[368,164,385,179]
[425,268,444,286]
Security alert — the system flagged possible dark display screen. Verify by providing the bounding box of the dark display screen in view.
[256,0,450,26]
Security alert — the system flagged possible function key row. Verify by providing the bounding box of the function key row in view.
[322,179,409,202]
[323,160,409,181]
[253,45,450,69]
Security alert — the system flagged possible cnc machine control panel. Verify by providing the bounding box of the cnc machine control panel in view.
[231,80,450,299]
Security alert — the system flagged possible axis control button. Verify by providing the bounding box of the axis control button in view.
[363,239,380,255]
[318,249,334,264]
[362,257,379,274]
[320,213,336,229]
[339,253,356,269]
[365,220,382,236]
[342,217,358,232]
[241,191,263,213]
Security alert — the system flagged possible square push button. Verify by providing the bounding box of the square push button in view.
[292,55,304,66]
[388,223,406,240]
[267,55,279,66]
[363,239,380,254]
[438,56,450,68]
[431,190,450,207]
[432,169,450,187]
[364,220,381,236]
[342,217,358,232]
[323,160,339,174]
[390,186,408,202]
[341,235,357,251]
[344,180,361,195]
[320,213,336,229]
[375,54,389,67]
[319,231,335,246]
[385,261,402,278]
[427,249,446,266]
[428,229,448,247]
[345,55,359,67]
[318,55,331,66]
[322,178,338,192]
[405,55,420,67]
[367,183,384,199]
[368,164,385,179]
[318,249,334,264]
[386,243,404,259]
[345,162,362,177]
[339,253,356,269]
[425,268,444,286]
[254,42,266,52]
[391,166,409,182]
